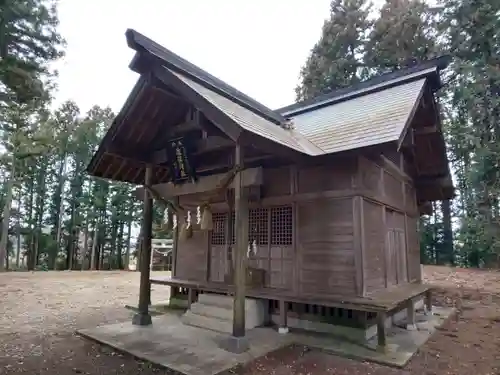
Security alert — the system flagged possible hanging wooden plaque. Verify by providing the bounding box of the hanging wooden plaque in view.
[165,137,197,185]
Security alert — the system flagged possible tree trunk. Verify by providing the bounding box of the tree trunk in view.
[110,219,118,269]
[117,221,124,269]
[26,179,35,271]
[90,223,98,270]
[124,219,132,270]
[15,190,21,268]
[0,162,15,272]
[53,157,67,270]
[32,232,39,270]
[442,199,454,266]
[81,221,89,270]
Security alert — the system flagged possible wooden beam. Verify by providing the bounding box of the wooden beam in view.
[150,136,234,164]
[415,175,453,187]
[149,82,186,104]
[132,164,154,326]
[414,126,439,135]
[171,119,200,133]
[379,155,413,183]
[232,143,248,338]
[397,83,427,152]
[153,66,242,142]
[134,167,263,200]
[242,131,309,164]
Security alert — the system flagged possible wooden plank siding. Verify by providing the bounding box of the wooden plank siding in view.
[173,156,362,298]
[172,145,422,299]
[297,197,356,297]
[357,144,421,294]
[175,229,209,282]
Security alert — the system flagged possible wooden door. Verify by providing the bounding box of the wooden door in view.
[385,209,408,286]
[209,212,227,282]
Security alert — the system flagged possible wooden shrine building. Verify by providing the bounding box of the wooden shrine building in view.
[87,29,453,352]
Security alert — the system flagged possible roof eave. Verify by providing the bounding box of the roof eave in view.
[125,28,286,126]
[279,56,453,117]
[86,75,150,176]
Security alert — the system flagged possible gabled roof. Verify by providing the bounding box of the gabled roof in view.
[126,29,286,126]
[87,29,452,200]
[125,29,449,158]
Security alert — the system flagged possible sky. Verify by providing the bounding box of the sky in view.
[53,0,337,114]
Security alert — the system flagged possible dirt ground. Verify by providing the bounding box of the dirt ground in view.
[1,267,500,375]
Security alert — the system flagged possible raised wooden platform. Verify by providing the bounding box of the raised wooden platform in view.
[150,276,431,313]
[151,275,434,349]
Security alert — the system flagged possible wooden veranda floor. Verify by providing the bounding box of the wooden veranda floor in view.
[150,275,430,313]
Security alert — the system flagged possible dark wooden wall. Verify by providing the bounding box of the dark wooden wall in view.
[172,145,421,299]
[357,145,421,295]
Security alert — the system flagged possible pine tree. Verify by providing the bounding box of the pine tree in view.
[295,0,372,100]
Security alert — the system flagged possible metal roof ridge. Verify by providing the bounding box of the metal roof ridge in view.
[281,68,436,117]
[278,56,451,117]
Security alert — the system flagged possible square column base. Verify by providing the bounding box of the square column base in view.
[132,312,152,326]
[218,335,249,354]
[278,327,289,334]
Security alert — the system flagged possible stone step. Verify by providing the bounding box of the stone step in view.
[181,310,233,334]
[182,294,267,333]
[190,302,262,328]
[198,293,262,311]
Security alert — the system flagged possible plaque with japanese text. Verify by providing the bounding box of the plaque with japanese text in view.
[165,137,197,184]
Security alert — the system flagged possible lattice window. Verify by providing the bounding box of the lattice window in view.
[271,206,293,246]
[211,206,293,246]
[249,208,269,245]
[210,212,227,245]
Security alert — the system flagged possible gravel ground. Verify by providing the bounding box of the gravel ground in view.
[1,267,500,375]
[0,271,171,375]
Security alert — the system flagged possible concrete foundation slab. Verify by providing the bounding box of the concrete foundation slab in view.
[77,313,293,375]
[78,306,454,373]
[293,306,455,368]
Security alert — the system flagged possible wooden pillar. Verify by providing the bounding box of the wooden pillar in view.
[406,298,417,330]
[226,190,234,276]
[170,197,179,300]
[187,288,195,308]
[424,289,433,315]
[278,299,289,334]
[220,143,250,354]
[376,311,387,351]
[232,143,248,338]
[132,165,154,326]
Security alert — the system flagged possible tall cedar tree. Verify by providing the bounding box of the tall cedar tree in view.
[441,0,500,266]
[0,0,65,270]
[364,0,438,73]
[364,0,453,265]
[295,0,372,100]
[0,0,65,106]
